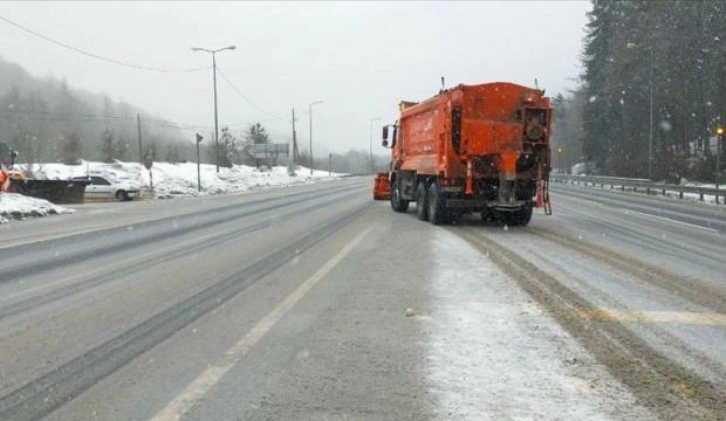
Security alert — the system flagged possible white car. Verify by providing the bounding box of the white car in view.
[72,176,141,201]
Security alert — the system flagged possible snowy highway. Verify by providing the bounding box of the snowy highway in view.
[0,178,725,420]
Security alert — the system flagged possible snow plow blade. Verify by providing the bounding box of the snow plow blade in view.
[373,172,391,200]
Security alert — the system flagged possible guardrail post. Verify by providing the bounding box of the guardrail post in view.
[679,190,683,199]
[699,189,704,201]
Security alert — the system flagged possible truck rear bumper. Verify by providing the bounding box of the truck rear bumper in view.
[446,199,486,209]
[445,198,531,210]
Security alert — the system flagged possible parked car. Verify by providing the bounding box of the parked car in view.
[71,176,140,201]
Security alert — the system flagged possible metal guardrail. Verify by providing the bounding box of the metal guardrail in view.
[550,174,726,205]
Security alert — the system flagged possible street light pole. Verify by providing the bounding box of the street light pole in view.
[369,117,380,173]
[717,126,724,191]
[196,133,204,192]
[308,100,323,175]
[191,45,236,173]
[212,53,220,173]
[648,47,654,180]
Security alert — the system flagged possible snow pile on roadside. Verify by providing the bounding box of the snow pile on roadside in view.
[32,160,342,199]
[0,193,74,224]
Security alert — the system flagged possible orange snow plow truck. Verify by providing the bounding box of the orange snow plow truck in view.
[373,81,552,226]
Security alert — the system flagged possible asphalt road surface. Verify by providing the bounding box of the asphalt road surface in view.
[0,178,724,420]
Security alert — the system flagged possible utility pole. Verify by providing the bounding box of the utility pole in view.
[137,113,143,165]
[369,117,380,173]
[292,108,298,164]
[328,152,332,176]
[191,45,236,173]
[308,100,323,175]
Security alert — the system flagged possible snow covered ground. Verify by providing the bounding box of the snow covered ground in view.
[0,193,74,224]
[2,160,340,222]
[426,230,651,420]
[31,160,342,199]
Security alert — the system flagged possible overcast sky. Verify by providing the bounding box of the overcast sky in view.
[0,1,591,157]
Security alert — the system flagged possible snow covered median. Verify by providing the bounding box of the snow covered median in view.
[33,161,342,199]
[0,193,74,224]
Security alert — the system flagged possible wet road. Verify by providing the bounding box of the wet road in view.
[0,179,724,420]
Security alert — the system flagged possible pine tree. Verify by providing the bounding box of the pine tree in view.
[165,144,180,164]
[62,132,83,165]
[101,130,116,163]
[245,122,270,145]
[115,137,128,161]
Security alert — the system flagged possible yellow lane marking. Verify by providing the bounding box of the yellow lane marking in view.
[580,309,726,326]
[151,227,372,421]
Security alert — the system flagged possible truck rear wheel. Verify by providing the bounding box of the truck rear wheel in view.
[517,206,533,226]
[499,206,533,227]
[416,184,428,221]
[427,183,446,225]
[390,179,409,213]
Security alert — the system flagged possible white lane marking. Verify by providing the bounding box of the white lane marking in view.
[623,209,719,233]
[0,226,111,250]
[151,227,372,421]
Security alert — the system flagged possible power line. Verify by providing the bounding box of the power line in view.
[0,14,209,73]
[215,66,286,121]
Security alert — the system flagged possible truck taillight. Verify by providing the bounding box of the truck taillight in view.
[526,123,544,140]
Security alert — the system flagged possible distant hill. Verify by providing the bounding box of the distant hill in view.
[0,55,188,171]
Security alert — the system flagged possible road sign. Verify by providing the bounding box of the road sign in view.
[251,143,289,159]
[144,157,153,170]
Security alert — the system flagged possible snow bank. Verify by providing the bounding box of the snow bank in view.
[0,193,74,224]
[32,160,341,199]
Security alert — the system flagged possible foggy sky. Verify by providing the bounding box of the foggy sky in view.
[0,1,591,158]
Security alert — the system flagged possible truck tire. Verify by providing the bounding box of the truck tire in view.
[481,208,495,223]
[500,206,533,227]
[427,182,446,225]
[517,206,533,226]
[390,179,409,213]
[416,184,428,221]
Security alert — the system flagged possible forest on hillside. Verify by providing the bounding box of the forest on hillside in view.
[552,0,724,183]
[0,56,194,174]
[0,56,385,175]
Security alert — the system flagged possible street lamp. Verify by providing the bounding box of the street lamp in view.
[557,147,563,174]
[309,100,323,175]
[191,45,236,173]
[717,126,724,190]
[369,117,380,173]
